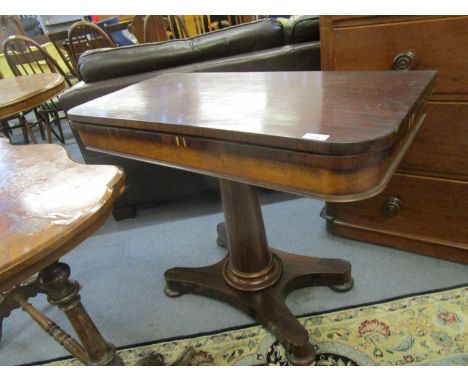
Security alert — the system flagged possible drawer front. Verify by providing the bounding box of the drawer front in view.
[326,173,468,247]
[399,102,468,180]
[332,17,468,96]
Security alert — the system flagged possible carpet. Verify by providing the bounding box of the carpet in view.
[39,285,468,366]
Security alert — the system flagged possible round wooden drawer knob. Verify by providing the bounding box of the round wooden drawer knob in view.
[393,51,417,71]
[382,196,402,217]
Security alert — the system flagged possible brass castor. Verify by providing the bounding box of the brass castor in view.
[164,285,182,298]
[285,342,316,366]
[329,277,355,293]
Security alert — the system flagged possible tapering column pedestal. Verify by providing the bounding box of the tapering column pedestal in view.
[165,180,351,365]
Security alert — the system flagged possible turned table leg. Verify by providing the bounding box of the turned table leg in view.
[165,180,352,365]
[0,277,43,345]
[1,120,11,141]
[19,114,37,144]
[38,262,122,365]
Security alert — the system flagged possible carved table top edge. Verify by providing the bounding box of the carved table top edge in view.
[0,139,125,292]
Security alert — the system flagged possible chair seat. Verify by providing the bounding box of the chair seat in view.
[0,139,124,291]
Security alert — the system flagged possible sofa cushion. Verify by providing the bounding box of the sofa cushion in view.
[78,39,194,83]
[191,18,284,62]
[194,42,320,72]
[78,19,285,83]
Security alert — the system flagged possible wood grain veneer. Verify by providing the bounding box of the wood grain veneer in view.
[0,139,125,291]
[0,139,125,365]
[320,16,468,263]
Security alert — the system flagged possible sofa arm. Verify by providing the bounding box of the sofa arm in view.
[285,16,320,44]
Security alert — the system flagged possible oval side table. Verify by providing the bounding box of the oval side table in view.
[0,73,66,144]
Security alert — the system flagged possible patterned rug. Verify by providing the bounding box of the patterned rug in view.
[41,285,468,366]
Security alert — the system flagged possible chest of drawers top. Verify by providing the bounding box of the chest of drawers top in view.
[320,16,468,101]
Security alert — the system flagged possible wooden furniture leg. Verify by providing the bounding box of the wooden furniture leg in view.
[18,113,37,144]
[33,109,46,141]
[0,120,11,140]
[216,221,228,248]
[54,111,65,143]
[20,121,29,143]
[44,112,53,143]
[0,278,43,344]
[36,109,62,144]
[165,179,352,365]
[37,262,123,365]
[14,294,89,364]
[216,217,355,293]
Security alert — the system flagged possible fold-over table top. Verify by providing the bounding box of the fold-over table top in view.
[68,71,436,156]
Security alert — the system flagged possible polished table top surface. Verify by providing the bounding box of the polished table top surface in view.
[0,139,124,290]
[0,73,66,119]
[69,71,436,156]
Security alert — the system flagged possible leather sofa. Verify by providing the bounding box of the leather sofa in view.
[60,16,321,219]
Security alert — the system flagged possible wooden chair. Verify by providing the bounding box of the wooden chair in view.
[143,15,169,43]
[0,16,27,45]
[46,29,79,79]
[228,15,259,26]
[68,21,115,75]
[167,16,189,39]
[128,15,145,44]
[3,35,73,143]
[191,15,218,35]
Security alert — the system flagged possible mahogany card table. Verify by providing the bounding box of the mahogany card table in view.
[68,71,436,365]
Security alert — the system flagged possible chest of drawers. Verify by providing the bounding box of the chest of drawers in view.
[320,16,468,263]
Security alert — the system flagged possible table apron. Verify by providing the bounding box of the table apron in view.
[72,114,425,202]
